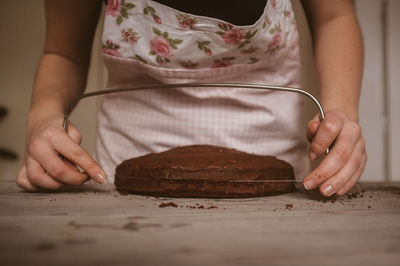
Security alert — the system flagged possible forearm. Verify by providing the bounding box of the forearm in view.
[27,52,89,132]
[30,53,88,114]
[29,0,101,116]
[313,13,363,121]
[28,0,102,125]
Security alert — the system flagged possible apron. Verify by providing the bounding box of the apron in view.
[96,0,309,181]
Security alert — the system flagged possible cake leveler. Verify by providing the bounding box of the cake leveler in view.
[62,83,329,181]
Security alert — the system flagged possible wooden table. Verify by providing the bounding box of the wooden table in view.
[1,181,399,266]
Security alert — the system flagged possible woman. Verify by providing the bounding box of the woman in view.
[17,0,366,197]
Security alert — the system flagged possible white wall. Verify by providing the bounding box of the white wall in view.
[387,0,400,181]
[355,0,386,181]
[355,0,400,181]
[0,2,45,180]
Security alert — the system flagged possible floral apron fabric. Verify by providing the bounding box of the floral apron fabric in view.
[96,0,309,180]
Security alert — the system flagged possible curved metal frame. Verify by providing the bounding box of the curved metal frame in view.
[62,82,328,154]
[63,83,325,130]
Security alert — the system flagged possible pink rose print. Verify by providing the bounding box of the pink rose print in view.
[222,29,246,45]
[265,23,282,53]
[106,0,136,26]
[176,13,198,29]
[121,28,141,44]
[218,22,228,29]
[241,46,259,54]
[156,56,164,64]
[106,0,122,17]
[268,33,281,49]
[144,4,162,24]
[133,54,147,64]
[149,27,183,64]
[216,22,257,48]
[248,57,259,64]
[103,48,122,57]
[197,41,213,56]
[211,57,235,68]
[103,40,122,57]
[150,36,173,58]
[179,60,199,69]
[263,16,272,29]
[271,0,281,9]
[212,61,231,68]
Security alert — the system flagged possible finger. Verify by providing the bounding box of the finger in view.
[61,159,91,183]
[16,164,39,191]
[306,114,321,142]
[67,122,82,145]
[309,112,344,160]
[29,143,91,186]
[337,152,367,196]
[26,157,65,190]
[64,123,83,171]
[306,120,320,143]
[48,133,105,184]
[318,138,365,197]
[303,122,361,190]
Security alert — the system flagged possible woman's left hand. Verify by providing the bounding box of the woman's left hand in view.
[303,109,367,197]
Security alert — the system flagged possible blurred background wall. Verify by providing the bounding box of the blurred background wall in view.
[0,1,106,180]
[0,1,399,182]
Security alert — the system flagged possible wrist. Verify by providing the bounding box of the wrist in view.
[27,102,65,129]
[320,94,359,122]
[321,105,359,122]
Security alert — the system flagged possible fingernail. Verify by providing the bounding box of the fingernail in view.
[309,152,317,160]
[323,185,335,197]
[97,172,106,184]
[303,180,314,190]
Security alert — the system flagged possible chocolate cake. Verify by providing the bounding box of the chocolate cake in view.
[115,145,295,198]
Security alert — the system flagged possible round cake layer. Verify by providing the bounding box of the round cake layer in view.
[115,145,295,198]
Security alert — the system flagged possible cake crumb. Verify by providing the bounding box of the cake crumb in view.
[285,204,294,210]
[159,202,178,208]
[118,190,129,196]
[182,204,218,209]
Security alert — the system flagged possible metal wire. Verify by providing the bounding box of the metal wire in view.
[62,83,328,153]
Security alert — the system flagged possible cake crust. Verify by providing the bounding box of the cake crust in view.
[115,145,295,198]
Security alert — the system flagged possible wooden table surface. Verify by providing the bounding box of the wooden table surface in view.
[0,181,399,266]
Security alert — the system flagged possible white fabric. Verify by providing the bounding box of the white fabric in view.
[96,0,310,181]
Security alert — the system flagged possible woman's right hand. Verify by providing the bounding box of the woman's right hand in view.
[16,111,106,191]
[15,0,105,191]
